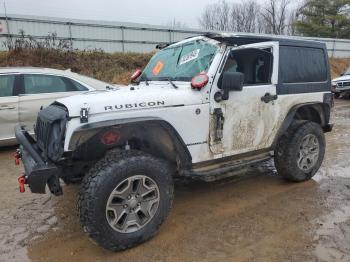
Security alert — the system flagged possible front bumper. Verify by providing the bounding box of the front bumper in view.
[15,124,62,195]
[332,86,350,94]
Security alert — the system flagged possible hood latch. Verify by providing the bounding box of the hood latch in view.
[80,103,89,123]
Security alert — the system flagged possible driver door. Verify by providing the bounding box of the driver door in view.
[209,41,280,157]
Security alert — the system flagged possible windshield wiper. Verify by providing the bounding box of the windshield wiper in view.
[140,74,149,86]
[167,78,178,89]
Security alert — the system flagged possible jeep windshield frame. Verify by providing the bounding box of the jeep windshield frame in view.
[140,39,219,82]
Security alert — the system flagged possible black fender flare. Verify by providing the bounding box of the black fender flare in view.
[272,101,331,148]
[67,117,192,169]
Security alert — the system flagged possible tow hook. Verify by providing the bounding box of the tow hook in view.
[18,175,27,193]
[13,149,21,165]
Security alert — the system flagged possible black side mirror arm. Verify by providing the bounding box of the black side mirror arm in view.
[222,86,230,100]
[215,72,244,102]
[214,86,229,102]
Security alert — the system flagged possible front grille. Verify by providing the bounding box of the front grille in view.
[337,81,350,87]
[35,116,51,153]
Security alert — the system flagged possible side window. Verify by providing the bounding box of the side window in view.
[254,56,270,84]
[66,78,88,91]
[24,74,69,94]
[221,48,273,85]
[223,57,239,73]
[280,46,327,83]
[0,75,15,97]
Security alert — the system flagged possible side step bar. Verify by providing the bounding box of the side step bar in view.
[181,153,272,182]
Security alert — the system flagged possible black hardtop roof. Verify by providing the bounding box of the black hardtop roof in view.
[204,33,326,49]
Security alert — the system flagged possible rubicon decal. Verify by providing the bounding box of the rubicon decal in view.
[104,101,165,111]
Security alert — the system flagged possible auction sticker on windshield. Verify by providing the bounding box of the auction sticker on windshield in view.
[179,49,200,65]
[152,61,164,75]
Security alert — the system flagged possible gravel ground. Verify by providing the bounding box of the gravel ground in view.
[1,99,350,262]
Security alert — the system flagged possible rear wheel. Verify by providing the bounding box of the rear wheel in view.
[274,121,325,182]
[77,150,174,251]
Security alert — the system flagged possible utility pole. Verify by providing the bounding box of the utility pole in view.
[3,0,10,34]
[3,0,12,52]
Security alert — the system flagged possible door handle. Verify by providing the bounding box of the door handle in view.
[261,93,278,103]
[0,105,16,110]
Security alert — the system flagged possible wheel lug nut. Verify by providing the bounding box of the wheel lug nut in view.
[127,195,131,199]
[123,204,128,208]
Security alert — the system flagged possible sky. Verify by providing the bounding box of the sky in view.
[0,0,224,28]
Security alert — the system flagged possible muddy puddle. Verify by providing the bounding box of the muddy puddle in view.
[1,99,350,262]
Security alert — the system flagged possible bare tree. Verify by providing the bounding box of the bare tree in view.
[199,0,296,36]
[217,0,231,31]
[229,0,261,33]
[198,0,231,31]
[198,6,216,30]
[260,0,290,35]
[286,8,298,35]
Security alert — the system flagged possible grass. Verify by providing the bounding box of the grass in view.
[330,58,350,79]
[0,40,349,85]
[0,49,153,85]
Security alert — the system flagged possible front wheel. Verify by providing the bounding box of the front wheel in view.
[274,121,325,182]
[77,150,174,251]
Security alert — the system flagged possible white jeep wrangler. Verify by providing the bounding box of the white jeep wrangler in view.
[15,33,333,251]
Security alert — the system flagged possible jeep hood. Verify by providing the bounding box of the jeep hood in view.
[55,84,205,117]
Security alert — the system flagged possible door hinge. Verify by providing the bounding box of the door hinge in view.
[214,108,224,141]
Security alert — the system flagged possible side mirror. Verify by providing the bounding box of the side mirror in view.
[218,72,244,101]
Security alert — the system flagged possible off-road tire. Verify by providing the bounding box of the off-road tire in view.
[274,121,325,182]
[77,150,174,251]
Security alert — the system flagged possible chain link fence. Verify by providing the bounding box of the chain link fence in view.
[0,14,349,57]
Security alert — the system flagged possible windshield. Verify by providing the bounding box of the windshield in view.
[345,67,350,75]
[141,39,218,82]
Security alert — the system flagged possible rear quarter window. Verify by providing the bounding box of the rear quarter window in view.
[24,74,67,94]
[67,78,89,91]
[280,46,327,83]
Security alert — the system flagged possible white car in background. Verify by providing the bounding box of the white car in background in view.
[332,66,350,98]
[0,67,113,146]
